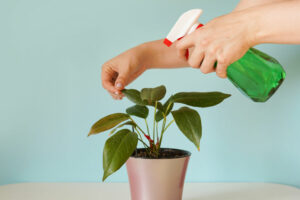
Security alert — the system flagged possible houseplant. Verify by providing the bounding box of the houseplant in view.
[88,85,230,200]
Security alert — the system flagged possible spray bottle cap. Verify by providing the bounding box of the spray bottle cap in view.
[164,9,203,47]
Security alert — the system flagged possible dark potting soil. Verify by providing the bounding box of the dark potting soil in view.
[131,148,191,159]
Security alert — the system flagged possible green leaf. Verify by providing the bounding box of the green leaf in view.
[103,129,138,181]
[155,111,164,122]
[122,89,146,105]
[155,96,174,122]
[141,85,166,105]
[171,107,202,150]
[126,105,149,119]
[173,92,230,107]
[109,121,136,135]
[88,113,130,136]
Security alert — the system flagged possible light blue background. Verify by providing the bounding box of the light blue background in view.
[1,0,299,187]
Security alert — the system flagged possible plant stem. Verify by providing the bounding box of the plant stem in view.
[135,127,149,148]
[158,102,172,146]
[156,121,159,144]
[132,126,147,151]
[159,114,167,147]
[134,127,144,142]
[138,138,150,148]
[129,116,147,136]
[159,119,175,148]
[130,116,153,148]
[152,101,157,142]
[144,119,150,136]
[164,119,175,132]
[165,101,173,115]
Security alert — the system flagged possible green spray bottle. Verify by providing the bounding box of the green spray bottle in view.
[164,9,285,102]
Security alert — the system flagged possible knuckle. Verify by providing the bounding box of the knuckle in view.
[102,61,115,72]
[200,39,209,47]
[175,42,183,50]
[208,46,217,55]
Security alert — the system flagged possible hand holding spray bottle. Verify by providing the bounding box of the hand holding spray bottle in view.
[164,9,286,102]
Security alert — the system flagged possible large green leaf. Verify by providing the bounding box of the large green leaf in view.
[155,95,174,122]
[173,92,230,107]
[103,129,138,181]
[122,89,146,105]
[126,105,149,119]
[109,121,136,135]
[88,113,130,136]
[171,107,202,150]
[141,85,166,105]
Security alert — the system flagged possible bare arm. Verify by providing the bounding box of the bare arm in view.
[248,0,300,44]
[139,40,188,69]
[233,0,300,44]
[234,0,285,11]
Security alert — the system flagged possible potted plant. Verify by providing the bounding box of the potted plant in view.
[88,85,230,200]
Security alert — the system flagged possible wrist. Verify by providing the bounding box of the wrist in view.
[243,8,265,46]
[135,42,155,70]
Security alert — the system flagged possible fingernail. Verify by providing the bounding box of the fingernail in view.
[114,91,119,95]
[116,83,123,89]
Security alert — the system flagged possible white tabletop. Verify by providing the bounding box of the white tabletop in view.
[0,182,299,200]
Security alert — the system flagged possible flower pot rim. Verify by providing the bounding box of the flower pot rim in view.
[130,148,191,160]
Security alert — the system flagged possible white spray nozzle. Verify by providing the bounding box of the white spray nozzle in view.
[164,9,203,47]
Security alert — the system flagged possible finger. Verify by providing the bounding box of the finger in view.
[215,56,228,78]
[187,47,204,68]
[111,91,125,100]
[102,78,120,94]
[114,69,130,91]
[176,35,196,59]
[177,49,190,60]
[110,93,119,100]
[101,66,120,95]
[177,34,196,50]
[200,53,217,74]
[117,93,125,100]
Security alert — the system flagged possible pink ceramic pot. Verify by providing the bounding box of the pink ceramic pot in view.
[126,148,191,200]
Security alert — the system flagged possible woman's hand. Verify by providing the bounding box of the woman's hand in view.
[176,11,256,78]
[101,46,147,100]
[101,40,189,99]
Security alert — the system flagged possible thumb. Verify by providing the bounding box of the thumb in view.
[115,70,130,90]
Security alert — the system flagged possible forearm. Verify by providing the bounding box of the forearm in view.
[246,0,300,44]
[234,0,285,11]
[138,39,189,69]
